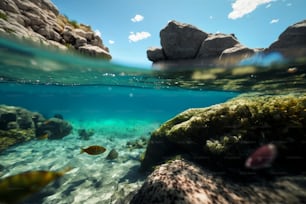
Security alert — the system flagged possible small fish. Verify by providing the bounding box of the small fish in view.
[0,167,72,204]
[80,145,106,155]
[245,144,277,169]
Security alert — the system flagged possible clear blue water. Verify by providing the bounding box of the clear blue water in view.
[0,36,305,203]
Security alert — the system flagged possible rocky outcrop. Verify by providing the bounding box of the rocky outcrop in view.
[132,159,306,204]
[140,94,306,172]
[0,0,111,59]
[36,117,72,139]
[147,21,256,67]
[0,105,72,152]
[266,19,306,59]
[148,19,306,68]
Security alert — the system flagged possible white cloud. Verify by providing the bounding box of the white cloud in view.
[128,32,151,42]
[286,3,292,6]
[108,40,115,45]
[131,14,144,23]
[228,0,274,20]
[209,16,213,20]
[265,3,272,8]
[270,19,279,24]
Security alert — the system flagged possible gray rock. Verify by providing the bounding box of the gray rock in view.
[132,159,306,204]
[78,44,112,60]
[0,0,19,14]
[220,44,256,65]
[267,19,306,58]
[36,117,72,139]
[75,36,87,48]
[147,47,166,62]
[0,0,111,59]
[147,21,255,67]
[196,33,239,58]
[160,20,208,60]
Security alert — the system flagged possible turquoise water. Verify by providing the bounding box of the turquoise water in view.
[0,36,305,203]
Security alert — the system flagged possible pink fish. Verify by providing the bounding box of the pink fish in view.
[245,144,277,169]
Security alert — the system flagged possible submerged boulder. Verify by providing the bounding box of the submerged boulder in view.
[36,117,72,139]
[132,159,306,204]
[140,94,306,172]
[0,105,44,152]
[0,105,73,152]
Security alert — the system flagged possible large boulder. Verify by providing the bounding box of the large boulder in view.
[196,33,239,59]
[0,0,111,59]
[140,94,306,172]
[36,117,72,139]
[0,105,73,152]
[267,19,306,58]
[147,47,166,62]
[147,21,256,67]
[0,105,43,152]
[160,20,208,60]
[132,159,306,204]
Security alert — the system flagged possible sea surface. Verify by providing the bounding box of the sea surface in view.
[0,36,305,203]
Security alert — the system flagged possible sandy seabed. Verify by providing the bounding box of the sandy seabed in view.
[0,119,159,204]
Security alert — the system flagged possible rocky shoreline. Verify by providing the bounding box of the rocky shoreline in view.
[0,0,111,59]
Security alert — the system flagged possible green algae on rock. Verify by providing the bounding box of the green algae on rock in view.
[0,105,72,152]
[140,94,306,172]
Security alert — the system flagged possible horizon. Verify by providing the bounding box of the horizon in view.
[51,0,306,67]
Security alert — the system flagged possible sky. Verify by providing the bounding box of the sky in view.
[50,0,306,67]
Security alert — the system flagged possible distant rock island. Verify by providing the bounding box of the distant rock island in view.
[0,0,111,60]
[148,19,306,68]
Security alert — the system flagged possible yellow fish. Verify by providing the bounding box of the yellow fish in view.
[0,167,72,204]
[80,145,106,155]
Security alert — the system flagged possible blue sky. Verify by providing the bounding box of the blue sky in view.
[51,0,306,67]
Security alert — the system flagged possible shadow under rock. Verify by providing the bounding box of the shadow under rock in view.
[119,165,147,183]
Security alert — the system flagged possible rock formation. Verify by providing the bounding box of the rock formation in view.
[265,19,306,59]
[132,159,306,204]
[147,20,256,68]
[140,94,306,172]
[0,105,72,152]
[148,19,306,68]
[0,0,111,59]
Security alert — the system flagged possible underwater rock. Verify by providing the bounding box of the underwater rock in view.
[0,0,111,59]
[0,105,73,151]
[36,117,72,139]
[78,128,95,140]
[140,94,306,173]
[0,105,43,152]
[131,159,306,204]
[53,113,64,120]
[126,137,148,150]
[106,149,119,160]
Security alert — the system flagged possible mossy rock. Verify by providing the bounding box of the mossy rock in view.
[0,129,35,152]
[140,94,306,173]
